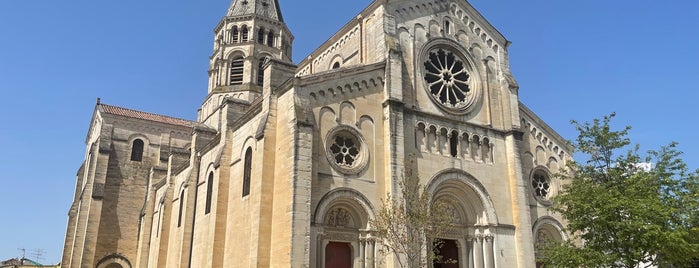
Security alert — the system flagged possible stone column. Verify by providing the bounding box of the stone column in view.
[364,238,375,268]
[467,237,475,268]
[484,235,495,268]
[316,234,326,268]
[474,235,484,268]
[359,239,366,268]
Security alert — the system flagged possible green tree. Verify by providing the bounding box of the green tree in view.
[541,113,699,267]
[371,161,454,268]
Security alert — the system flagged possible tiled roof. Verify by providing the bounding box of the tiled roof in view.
[99,103,197,128]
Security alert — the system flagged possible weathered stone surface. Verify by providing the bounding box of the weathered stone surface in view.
[62,1,572,267]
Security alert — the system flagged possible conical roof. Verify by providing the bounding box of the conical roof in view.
[226,0,284,22]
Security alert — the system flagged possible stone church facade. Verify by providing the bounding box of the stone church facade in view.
[61,0,571,267]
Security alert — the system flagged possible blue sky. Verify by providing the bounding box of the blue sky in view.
[1,0,697,264]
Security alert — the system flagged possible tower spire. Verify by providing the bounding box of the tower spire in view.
[200,0,293,123]
[226,0,284,22]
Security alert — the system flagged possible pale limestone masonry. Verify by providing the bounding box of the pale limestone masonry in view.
[61,0,572,267]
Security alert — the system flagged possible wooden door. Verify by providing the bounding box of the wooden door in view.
[325,242,352,268]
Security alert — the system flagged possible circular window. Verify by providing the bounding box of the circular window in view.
[531,168,553,205]
[422,46,480,114]
[325,126,369,175]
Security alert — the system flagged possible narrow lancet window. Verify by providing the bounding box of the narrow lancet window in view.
[266,32,275,47]
[242,147,252,197]
[177,190,185,227]
[241,26,249,42]
[257,58,267,86]
[257,28,265,44]
[205,172,214,214]
[231,26,239,43]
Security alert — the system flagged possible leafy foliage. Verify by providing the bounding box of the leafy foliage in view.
[542,113,699,268]
[371,158,454,268]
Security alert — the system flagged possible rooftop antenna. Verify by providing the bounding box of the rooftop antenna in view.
[31,248,45,264]
[17,248,26,259]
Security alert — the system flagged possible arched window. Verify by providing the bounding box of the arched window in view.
[332,62,341,69]
[445,21,452,35]
[241,25,249,42]
[205,172,214,214]
[266,32,275,47]
[257,28,265,44]
[131,139,144,161]
[231,26,239,43]
[449,131,459,157]
[177,190,185,227]
[242,147,252,197]
[229,57,244,85]
[257,58,267,86]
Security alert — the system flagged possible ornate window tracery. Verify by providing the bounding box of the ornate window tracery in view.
[532,173,550,198]
[530,168,554,205]
[424,48,471,107]
[420,43,482,115]
[330,136,359,167]
[325,126,368,175]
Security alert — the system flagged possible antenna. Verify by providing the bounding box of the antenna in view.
[31,248,45,264]
[17,248,26,259]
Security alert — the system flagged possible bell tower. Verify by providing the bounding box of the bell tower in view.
[200,0,293,123]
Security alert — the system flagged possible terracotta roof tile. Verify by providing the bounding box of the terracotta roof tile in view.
[99,104,197,128]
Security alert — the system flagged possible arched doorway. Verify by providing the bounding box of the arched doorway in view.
[313,189,376,268]
[533,217,567,268]
[427,169,500,268]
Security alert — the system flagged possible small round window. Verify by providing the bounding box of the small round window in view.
[422,45,481,114]
[531,168,553,205]
[325,126,368,175]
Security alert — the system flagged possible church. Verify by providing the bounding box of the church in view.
[60,0,571,267]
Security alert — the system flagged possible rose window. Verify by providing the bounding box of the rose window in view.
[330,136,360,167]
[325,126,369,175]
[423,48,471,107]
[532,173,550,198]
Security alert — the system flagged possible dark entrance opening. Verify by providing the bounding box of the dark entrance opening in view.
[434,239,459,268]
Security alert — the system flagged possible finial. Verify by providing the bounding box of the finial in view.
[96,97,101,105]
